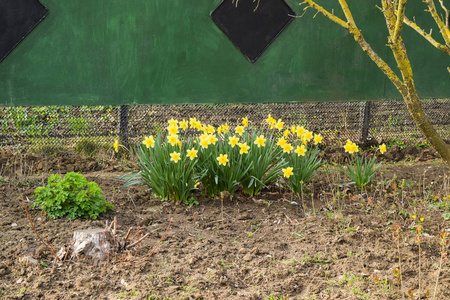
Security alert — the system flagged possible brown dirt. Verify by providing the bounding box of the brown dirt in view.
[1,150,450,299]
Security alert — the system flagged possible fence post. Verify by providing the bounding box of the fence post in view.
[119,105,129,148]
[359,101,371,144]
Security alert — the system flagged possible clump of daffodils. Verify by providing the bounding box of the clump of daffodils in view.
[340,140,387,190]
[121,115,327,203]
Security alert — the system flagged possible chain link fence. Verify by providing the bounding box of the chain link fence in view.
[0,99,449,151]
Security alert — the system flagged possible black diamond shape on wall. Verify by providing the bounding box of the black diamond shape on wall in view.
[211,0,295,63]
[0,0,49,62]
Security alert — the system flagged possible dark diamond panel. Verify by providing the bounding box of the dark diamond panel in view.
[211,0,295,63]
[0,0,49,62]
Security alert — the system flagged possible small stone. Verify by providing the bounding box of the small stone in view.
[243,253,253,261]
[11,223,17,227]
[219,276,228,285]
[188,257,196,266]
[19,256,38,266]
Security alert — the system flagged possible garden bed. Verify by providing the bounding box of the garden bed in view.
[0,150,449,299]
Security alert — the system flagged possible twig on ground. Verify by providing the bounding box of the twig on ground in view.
[22,195,60,261]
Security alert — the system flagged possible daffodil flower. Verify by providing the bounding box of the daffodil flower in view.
[239,142,250,154]
[167,118,178,127]
[228,136,239,148]
[282,167,294,178]
[113,140,119,153]
[282,143,293,153]
[167,124,179,135]
[235,126,245,136]
[314,134,323,145]
[170,151,181,163]
[217,154,229,166]
[254,135,266,147]
[242,117,249,127]
[167,134,180,146]
[142,136,155,148]
[303,130,313,141]
[187,148,198,160]
[179,120,188,130]
[294,145,306,156]
[277,137,287,147]
[275,119,284,131]
[200,138,210,149]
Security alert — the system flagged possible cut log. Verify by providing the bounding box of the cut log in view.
[72,228,112,261]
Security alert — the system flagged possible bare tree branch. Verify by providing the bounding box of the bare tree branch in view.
[301,0,405,93]
[393,0,408,44]
[424,0,450,46]
[300,1,349,29]
[403,16,450,54]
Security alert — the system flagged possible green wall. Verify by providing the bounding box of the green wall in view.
[0,0,448,106]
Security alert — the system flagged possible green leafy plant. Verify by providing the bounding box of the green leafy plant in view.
[32,172,113,220]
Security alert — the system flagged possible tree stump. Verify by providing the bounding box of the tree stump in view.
[72,228,112,261]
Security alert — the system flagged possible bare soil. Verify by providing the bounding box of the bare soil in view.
[1,148,450,300]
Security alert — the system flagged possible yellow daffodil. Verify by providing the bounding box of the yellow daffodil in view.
[228,135,239,148]
[167,118,178,127]
[235,125,245,136]
[275,119,284,131]
[221,123,229,134]
[239,142,250,154]
[167,124,179,135]
[167,134,180,146]
[303,130,313,141]
[208,134,218,145]
[187,148,198,160]
[314,134,323,145]
[290,125,296,133]
[189,117,197,128]
[344,140,359,154]
[296,126,305,137]
[282,167,294,178]
[283,129,290,138]
[143,136,155,148]
[242,117,249,127]
[295,145,306,156]
[217,126,222,134]
[282,143,293,153]
[277,137,287,147]
[113,140,119,153]
[193,120,202,130]
[170,151,181,163]
[254,135,266,147]
[179,120,188,130]
[380,143,387,154]
[206,125,215,134]
[217,154,229,166]
[266,114,276,124]
[200,138,210,149]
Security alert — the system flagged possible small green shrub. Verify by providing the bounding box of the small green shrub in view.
[32,172,114,220]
